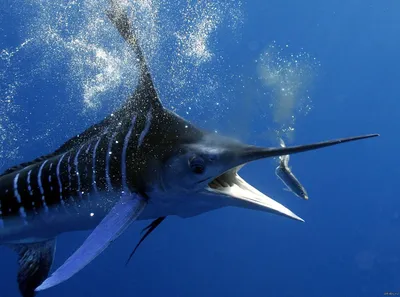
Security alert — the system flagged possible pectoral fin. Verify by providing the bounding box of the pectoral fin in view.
[7,239,56,297]
[35,193,147,292]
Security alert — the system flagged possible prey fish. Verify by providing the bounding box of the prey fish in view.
[275,138,309,200]
[0,2,379,297]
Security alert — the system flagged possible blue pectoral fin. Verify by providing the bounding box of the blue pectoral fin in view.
[35,194,147,292]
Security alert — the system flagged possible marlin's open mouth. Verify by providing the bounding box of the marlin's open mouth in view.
[207,165,304,222]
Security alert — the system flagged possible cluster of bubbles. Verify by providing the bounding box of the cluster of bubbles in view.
[175,2,224,66]
[0,0,243,153]
[24,0,143,113]
[257,41,320,143]
[159,0,243,119]
[24,0,243,117]
[0,39,33,163]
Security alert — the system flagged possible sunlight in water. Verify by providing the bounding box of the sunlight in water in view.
[175,2,222,65]
[166,0,242,118]
[0,39,33,160]
[257,41,320,143]
[19,0,241,114]
[26,0,140,112]
[0,0,243,160]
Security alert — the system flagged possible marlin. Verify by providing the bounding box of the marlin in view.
[275,138,309,200]
[0,2,379,297]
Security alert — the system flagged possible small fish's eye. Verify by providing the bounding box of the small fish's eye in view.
[189,156,205,174]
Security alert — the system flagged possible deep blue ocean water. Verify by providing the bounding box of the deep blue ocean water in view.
[0,0,398,296]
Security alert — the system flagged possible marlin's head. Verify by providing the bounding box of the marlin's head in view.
[160,132,303,221]
[156,117,378,221]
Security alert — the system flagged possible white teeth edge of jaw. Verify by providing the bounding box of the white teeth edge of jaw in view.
[207,167,304,222]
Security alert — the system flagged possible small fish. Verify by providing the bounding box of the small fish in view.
[275,138,309,200]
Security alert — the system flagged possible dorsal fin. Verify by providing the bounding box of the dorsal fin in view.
[0,155,58,178]
[54,2,163,154]
[1,2,162,178]
[52,1,163,153]
[106,0,163,112]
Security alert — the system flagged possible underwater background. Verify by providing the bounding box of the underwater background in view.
[0,0,397,296]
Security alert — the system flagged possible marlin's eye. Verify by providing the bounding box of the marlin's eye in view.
[189,156,205,174]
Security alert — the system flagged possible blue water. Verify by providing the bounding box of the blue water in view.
[0,0,398,296]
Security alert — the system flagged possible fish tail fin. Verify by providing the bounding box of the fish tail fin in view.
[6,238,56,297]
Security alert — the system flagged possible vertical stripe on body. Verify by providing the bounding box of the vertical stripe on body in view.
[37,160,49,212]
[56,153,67,205]
[92,134,104,193]
[67,153,72,191]
[105,131,118,191]
[78,142,94,195]
[93,134,108,192]
[121,116,137,192]
[73,144,85,199]
[17,167,38,211]
[138,109,152,148]
[13,173,27,220]
[27,169,33,196]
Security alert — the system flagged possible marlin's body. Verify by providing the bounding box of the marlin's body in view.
[275,138,309,200]
[0,107,165,242]
[0,2,379,297]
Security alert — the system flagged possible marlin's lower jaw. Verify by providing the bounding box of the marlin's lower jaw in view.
[206,165,304,222]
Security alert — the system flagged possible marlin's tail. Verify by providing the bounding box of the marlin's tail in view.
[7,239,56,297]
